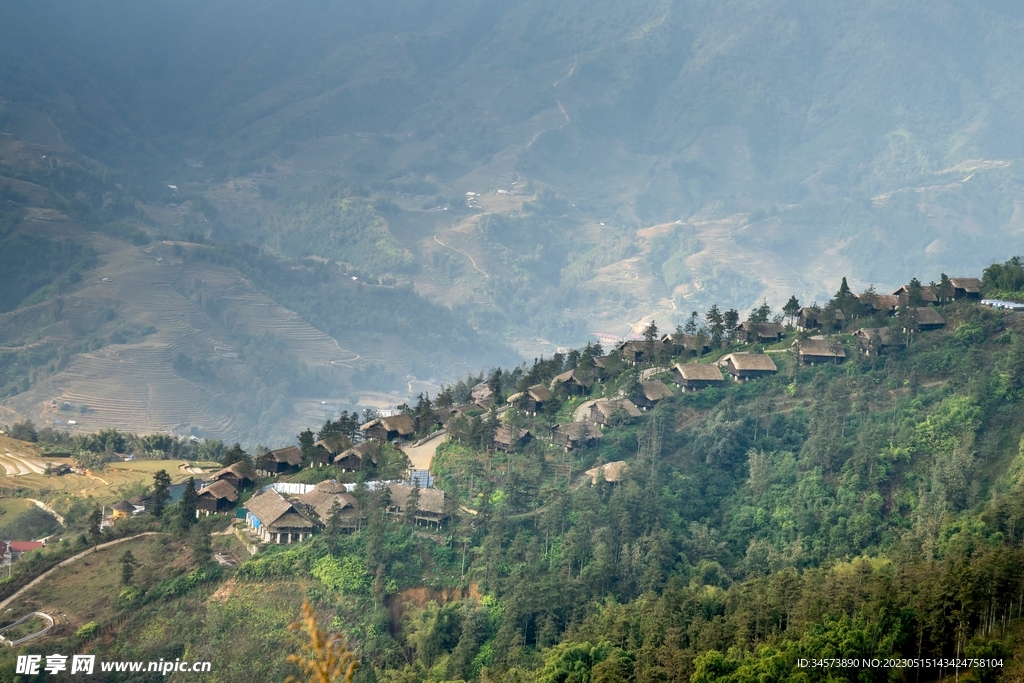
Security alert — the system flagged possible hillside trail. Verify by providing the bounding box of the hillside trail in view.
[0,532,162,613]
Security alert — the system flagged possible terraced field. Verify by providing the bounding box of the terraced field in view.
[2,236,362,442]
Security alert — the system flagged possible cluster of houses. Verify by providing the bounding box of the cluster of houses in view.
[241,480,450,546]
[93,275,996,542]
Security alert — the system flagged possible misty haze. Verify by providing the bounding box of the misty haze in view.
[0,2,1023,681]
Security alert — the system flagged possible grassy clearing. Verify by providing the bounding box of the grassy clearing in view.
[0,497,34,517]
[15,535,191,631]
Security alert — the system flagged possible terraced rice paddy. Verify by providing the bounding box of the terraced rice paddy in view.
[3,237,361,441]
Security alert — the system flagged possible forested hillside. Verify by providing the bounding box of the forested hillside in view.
[5,1,1024,343]
[6,264,1024,682]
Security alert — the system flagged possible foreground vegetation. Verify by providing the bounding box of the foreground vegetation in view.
[4,264,1024,681]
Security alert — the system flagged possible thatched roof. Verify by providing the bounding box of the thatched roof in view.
[892,285,939,303]
[591,399,643,420]
[266,446,303,466]
[585,461,628,484]
[299,489,358,521]
[211,460,258,483]
[796,339,846,358]
[553,421,602,441]
[388,483,448,515]
[198,479,239,502]
[722,353,778,372]
[360,414,416,436]
[674,363,724,381]
[313,440,338,456]
[493,426,531,447]
[950,277,983,293]
[740,322,784,337]
[470,383,494,402]
[641,381,673,401]
[313,479,346,494]
[334,440,378,465]
[858,293,899,311]
[527,384,551,401]
[550,369,594,389]
[112,500,135,513]
[854,327,900,347]
[910,307,946,326]
[244,489,311,528]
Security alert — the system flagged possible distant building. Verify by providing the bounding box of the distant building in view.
[735,322,785,344]
[982,299,1024,311]
[719,353,778,381]
[949,278,983,300]
[386,483,450,528]
[551,420,602,452]
[209,461,258,491]
[634,381,673,409]
[243,489,314,544]
[492,426,532,452]
[506,384,552,414]
[854,328,903,356]
[259,446,303,476]
[197,480,239,516]
[334,441,379,471]
[360,414,416,443]
[672,363,726,392]
[795,339,846,365]
[589,399,642,426]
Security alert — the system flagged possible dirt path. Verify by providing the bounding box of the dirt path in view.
[27,499,64,526]
[0,532,162,613]
[401,431,447,471]
[433,235,489,278]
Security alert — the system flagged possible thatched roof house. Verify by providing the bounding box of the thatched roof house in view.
[334,441,379,471]
[635,381,673,409]
[360,414,416,442]
[197,479,239,515]
[507,384,552,413]
[903,307,946,331]
[949,278,983,299]
[892,284,939,306]
[298,483,362,530]
[550,369,594,395]
[493,426,532,452]
[259,446,304,475]
[551,420,602,451]
[719,353,778,381]
[243,489,314,544]
[209,460,258,491]
[386,483,450,527]
[736,322,785,344]
[673,363,725,391]
[589,399,642,426]
[854,328,903,356]
[795,339,846,365]
[858,293,899,315]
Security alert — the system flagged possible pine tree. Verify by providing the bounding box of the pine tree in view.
[191,524,213,567]
[151,469,171,518]
[120,549,139,586]
[298,428,315,461]
[177,476,198,532]
[782,296,801,327]
[405,483,421,525]
[88,505,103,545]
[723,309,739,343]
[705,305,725,346]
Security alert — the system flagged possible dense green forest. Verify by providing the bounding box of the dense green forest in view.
[5,262,1024,682]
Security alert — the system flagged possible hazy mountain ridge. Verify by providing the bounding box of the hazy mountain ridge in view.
[4,0,1024,435]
